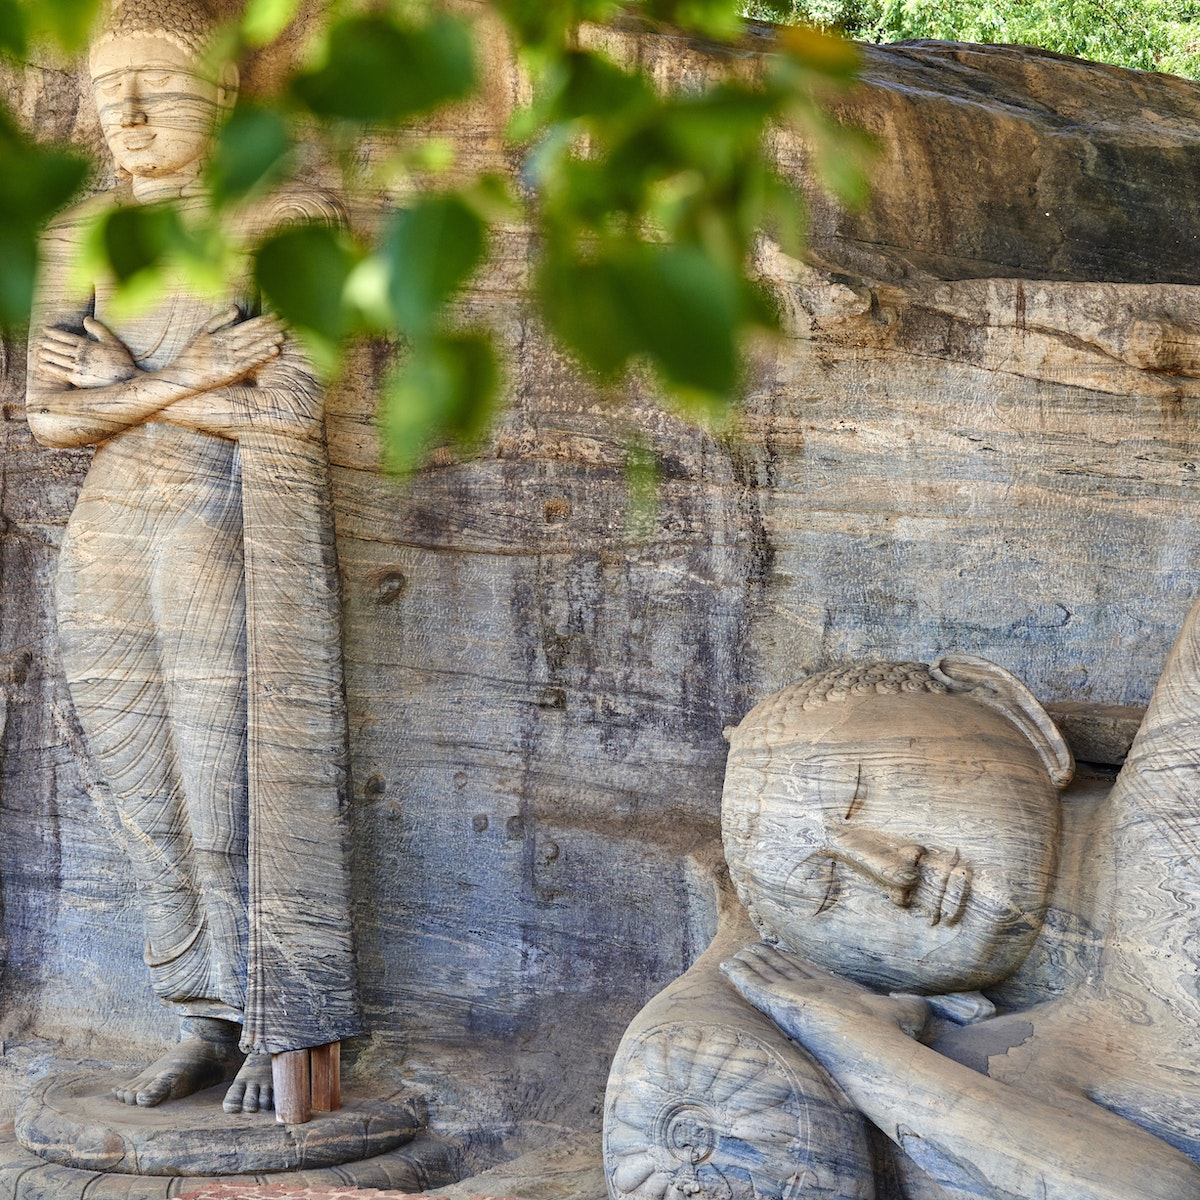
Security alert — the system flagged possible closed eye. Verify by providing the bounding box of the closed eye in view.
[844,763,865,820]
[814,859,840,915]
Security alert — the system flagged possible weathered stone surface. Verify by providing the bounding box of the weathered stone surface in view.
[175,1191,476,1200]
[1045,700,1145,764]
[15,1075,420,1175]
[0,1126,460,1200]
[808,39,1200,286]
[426,1143,604,1200]
[6,16,1200,1200]
[177,1190,417,1199]
[174,1190,522,1200]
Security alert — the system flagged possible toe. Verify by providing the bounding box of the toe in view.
[135,1081,168,1107]
[222,1082,247,1115]
[242,1084,260,1113]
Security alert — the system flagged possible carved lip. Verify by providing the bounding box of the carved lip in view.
[922,852,972,927]
[121,132,157,151]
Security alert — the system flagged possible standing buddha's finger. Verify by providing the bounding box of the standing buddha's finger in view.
[43,329,86,349]
[202,304,242,334]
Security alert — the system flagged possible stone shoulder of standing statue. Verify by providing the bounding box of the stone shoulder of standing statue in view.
[257,185,348,232]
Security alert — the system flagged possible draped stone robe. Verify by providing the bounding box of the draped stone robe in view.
[28,185,362,1055]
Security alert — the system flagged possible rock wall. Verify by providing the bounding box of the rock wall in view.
[5,20,1200,1170]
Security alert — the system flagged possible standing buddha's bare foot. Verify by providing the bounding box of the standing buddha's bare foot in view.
[112,1017,243,1108]
[222,1050,274,1114]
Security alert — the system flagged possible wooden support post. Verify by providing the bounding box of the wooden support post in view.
[273,1049,312,1124]
[310,1041,341,1112]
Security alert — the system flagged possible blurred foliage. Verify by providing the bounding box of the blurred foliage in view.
[2,0,872,469]
[745,0,1200,78]
[0,107,88,327]
[0,0,95,327]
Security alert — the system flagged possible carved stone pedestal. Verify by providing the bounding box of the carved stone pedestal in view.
[14,1072,425,1177]
[0,1125,459,1200]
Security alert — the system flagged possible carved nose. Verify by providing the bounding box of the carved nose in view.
[824,825,924,904]
[120,93,147,127]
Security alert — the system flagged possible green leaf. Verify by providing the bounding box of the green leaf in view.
[0,152,88,228]
[76,201,213,319]
[0,226,37,328]
[99,203,184,282]
[206,104,293,207]
[26,0,100,53]
[536,253,640,379]
[778,23,862,82]
[254,223,359,366]
[626,244,741,395]
[240,0,302,47]
[491,0,622,54]
[538,242,751,403]
[462,172,520,224]
[0,106,89,229]
[382,195,487,336]
[641,0,744,40]
[762,172,809,258]
[550,51,655,122]
[290,14,476,124]
[0,0,27,58]
[382,331,499,473]
[624,438,660,540]
[656,86,776,167]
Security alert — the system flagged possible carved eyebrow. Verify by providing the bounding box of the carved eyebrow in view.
[814,859,840,915]
[844,764,865,821]
[91,67,207,86]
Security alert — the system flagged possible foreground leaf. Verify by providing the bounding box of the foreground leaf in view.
[382,331,499,472]
[240,0,302,47]
[381,195,488,336]
[206,104,293,208]
[0,0,26,58]
[538,243,763,404]
[25,0,100,53]
[290,14,476,124]
[98,203,186,282]
[255,222,360,370]
[0,104,88,326]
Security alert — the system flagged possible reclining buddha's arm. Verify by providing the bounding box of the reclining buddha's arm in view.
[724,943,1200,1200]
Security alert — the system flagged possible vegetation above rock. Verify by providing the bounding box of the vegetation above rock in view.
[745,0,1200,78]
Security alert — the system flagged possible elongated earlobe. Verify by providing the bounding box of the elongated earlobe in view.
[218,62,239,111]
[931,654,1075,789]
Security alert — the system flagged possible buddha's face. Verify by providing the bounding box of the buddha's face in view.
[722,692,1060,993]
[90,35,233,180]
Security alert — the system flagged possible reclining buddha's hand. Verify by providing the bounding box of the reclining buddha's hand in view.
[721,941,929,1053]
[37,317,139,388]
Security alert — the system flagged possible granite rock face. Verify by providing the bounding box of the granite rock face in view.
[3,21,1200,1195]
[806,39,1200,285]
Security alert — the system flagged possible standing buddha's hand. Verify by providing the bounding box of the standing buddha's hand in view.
[36,316,139,389]
[165,306,286,393]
